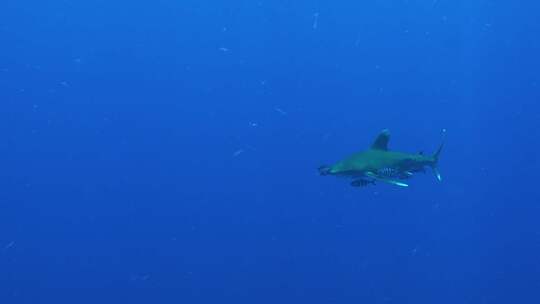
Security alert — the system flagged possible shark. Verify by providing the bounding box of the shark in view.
[319,129,444,187]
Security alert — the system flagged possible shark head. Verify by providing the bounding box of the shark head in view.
[318,162,368,177]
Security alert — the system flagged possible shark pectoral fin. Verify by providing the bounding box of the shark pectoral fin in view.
[433,167,442,181]
[365,172,409,187]
[384,179,409,187]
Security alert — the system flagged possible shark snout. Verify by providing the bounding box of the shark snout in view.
[318,165,332,176]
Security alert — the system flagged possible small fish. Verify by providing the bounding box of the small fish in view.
[350,179,376,187]
[376,167,399,177]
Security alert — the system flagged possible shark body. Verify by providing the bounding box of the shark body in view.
[319,129,443,187]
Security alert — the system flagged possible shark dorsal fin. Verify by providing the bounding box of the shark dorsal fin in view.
[371,129,391,150]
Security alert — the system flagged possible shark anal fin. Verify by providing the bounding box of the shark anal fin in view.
[371,129,391,151]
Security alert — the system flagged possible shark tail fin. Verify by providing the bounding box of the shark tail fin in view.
[431,129,446,182]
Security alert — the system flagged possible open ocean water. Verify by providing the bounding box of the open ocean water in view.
[1,0,540,303]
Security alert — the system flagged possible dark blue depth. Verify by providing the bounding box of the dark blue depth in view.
[1,1,539,303]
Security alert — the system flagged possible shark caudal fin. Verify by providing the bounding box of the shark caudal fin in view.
[431,129,446,181]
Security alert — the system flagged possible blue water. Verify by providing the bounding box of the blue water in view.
[1,1,539,303]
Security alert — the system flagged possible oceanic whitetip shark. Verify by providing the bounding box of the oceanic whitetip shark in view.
[319,129,444,187]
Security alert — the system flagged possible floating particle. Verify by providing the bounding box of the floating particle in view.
[4,241,15,250]
[312,12,319,30]
[274,107,287,115]
[130,274,150,281]
[233,149,244,157]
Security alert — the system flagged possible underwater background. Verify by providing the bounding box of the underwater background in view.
[1,0,540,303]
